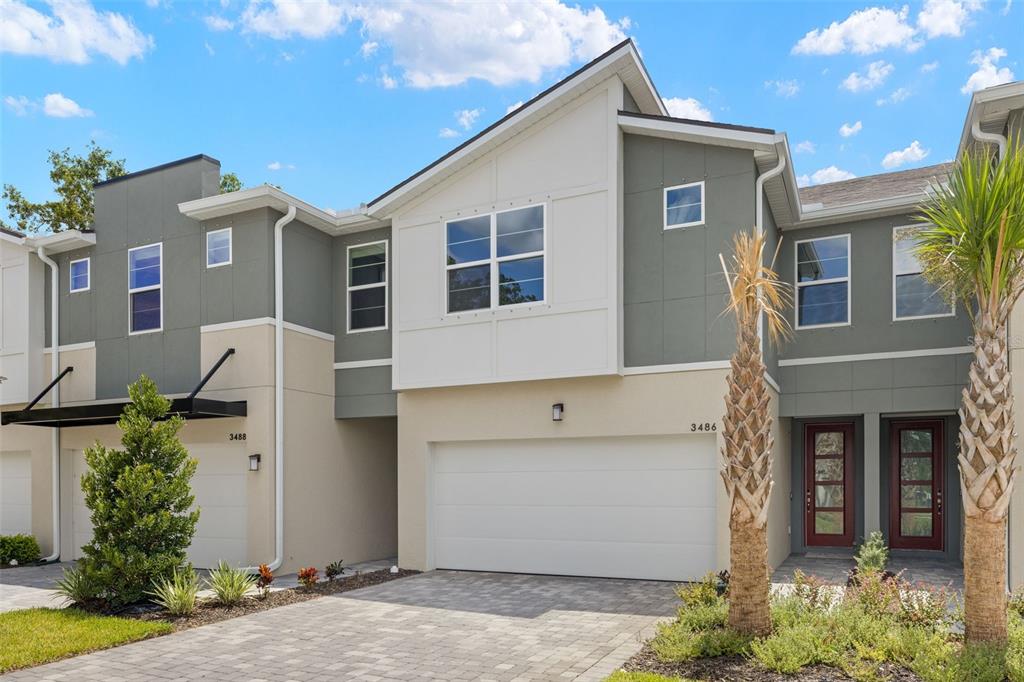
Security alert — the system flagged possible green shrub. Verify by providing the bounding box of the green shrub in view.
[854,531,888,574]
[791,570,834,611]
[651,622,750,662]
[750,623,825,674]
[148,569,199,616]
[76,376,200,608]
[54,567,101,608]
[205,561,255,606]
[325,560,344,582]
[0,534,41,565]
[674,574,721,609]
[677,601,727,632]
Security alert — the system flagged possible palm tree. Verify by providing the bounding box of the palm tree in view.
[916,137,1024,644]
[719,229,791,635]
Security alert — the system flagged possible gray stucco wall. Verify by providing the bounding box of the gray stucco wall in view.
[622,134,752,367]
[200,209,274,325]
[282,216,334,334]
[335,366,396,418]
[762,190,781,383]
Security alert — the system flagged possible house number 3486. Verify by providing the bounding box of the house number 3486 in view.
[229,433,247,441]
[690,423,717,432]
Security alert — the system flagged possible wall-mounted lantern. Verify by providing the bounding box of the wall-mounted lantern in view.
[249,453,262,471]
[552,403,565,422]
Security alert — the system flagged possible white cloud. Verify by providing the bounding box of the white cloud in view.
[792,6,920,55]
[267,161,296,171]
[204,15,234,31]
[280,50,294,61]
[662,96,713,122]
[917,0,980,38]
[438,127,459,138]
[240,0,630,88]
[841,60,893,92]
[360,40,378,58]
[506,100,524,114]
[764,79,800,97]
[204,41,215,56]
[839,120,863,137]
[794,140,816,154]
[42,93,93,118]
[456,108,481,130]
[800,166,858,187]
[961,47,1015,94]
[3,95,33,116]
[1003,0,1013,15]
[0,0,153,64]
[882,140,930,169]
[378,68,397,89]
[920,61,939,73]
[876,87,911,105]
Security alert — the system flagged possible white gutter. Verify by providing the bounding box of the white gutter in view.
[755,154,787,236]
[971,119,1007,158]
[36,247,61,562]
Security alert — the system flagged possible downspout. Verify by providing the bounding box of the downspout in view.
[36,247,60,562]
[267,205,297,572]
[971,119,1007,158]
[753,152,787,352]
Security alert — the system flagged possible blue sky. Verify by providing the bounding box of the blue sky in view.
[1,0,1019,216]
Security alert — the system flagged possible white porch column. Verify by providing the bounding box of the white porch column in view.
[864,412,881,535]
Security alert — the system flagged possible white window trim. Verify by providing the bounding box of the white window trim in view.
[128,242,163,335]
[663,180,705,230]
[444,203,547,316]
[206,227,232,268]
[892,225,955,322]
[346,239,389,334]
[794,233,851,330]
[69,257,90,293]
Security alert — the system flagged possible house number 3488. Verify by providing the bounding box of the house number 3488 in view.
[690,423,717,432]
[229,433,247,441]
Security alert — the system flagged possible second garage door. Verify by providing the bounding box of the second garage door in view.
[432,434,717,581]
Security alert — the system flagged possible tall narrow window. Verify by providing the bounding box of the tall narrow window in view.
[69,257,90,292]
[206,227,232,267]
[795,234,850,329]
[347,240,387,332]
[128,243,162,333]
[445,205,545,313]
[893,226,953,320]
[664,181,704,229]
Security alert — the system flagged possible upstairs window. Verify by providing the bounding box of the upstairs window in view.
[206,227,232,267]
[893,226,953,320]
[796,234,850,329]
[69,257,90,292]
[128,243,162,334]
[347,240,388,332]
[446,204,545,313]
[664,181,704,229]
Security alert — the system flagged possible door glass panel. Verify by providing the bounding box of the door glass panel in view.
[815,458,843,482]
[900,429,933,453]
[901,512,933,537]
[815,485,843,508]
[900,456,932,481]
[901,484,932,509]
[814,432,843,455]
[815,511,843,535]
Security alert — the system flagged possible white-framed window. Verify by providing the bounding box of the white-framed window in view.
[795,234,850,329]
[206,227,232,268]
[69,257,90,292]
[664,181,705,230]
[347,239,388,333]
[128,243,162,334]
[893,225,954,320]
[445,204,545,313]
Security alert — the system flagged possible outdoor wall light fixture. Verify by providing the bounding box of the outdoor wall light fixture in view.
[552,403,565,422]
[249,454,262,471]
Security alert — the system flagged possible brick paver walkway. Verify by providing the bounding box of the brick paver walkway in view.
[3,570,678,681]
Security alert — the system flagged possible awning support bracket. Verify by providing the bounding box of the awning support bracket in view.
[24,366,74,412]
[188,348,235,400]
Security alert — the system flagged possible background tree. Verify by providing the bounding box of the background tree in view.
[719,229,791,635]
[2,141,125,233]
[916,138,1024,644]
[76,375,200,608]
[219,172,242,194]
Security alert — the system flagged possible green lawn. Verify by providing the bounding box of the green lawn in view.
[0,608,172,673]
[606,672,697,682]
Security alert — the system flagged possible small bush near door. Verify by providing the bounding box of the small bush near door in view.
[0,534,41,566]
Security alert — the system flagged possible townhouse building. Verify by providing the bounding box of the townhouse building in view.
[2,40,1023,582]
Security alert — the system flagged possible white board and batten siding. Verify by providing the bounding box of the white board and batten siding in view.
[71,443,248,568]
[0,452,32,536]
[431,435,717,581]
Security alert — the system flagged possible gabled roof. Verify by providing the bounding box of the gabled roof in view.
[799,163,952,209]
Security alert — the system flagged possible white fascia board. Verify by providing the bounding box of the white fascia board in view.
[957,81,1024,156]
[27,230,96,254]
[789,193,928,229]
[617,114,780,151]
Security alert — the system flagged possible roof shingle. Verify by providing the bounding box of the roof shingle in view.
[798,162,953,209]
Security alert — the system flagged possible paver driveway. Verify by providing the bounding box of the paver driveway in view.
[3,570,679,681]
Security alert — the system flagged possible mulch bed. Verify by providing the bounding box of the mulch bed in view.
[621,643,923,682]
[131,568,419,631]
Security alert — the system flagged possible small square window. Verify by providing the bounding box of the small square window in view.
[69,257,90,292]
[207,227,232,267]
[664,181,704,229]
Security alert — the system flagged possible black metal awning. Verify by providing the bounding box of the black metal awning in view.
[2,347,245,428]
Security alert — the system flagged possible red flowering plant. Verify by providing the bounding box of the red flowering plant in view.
[297,566,319,589]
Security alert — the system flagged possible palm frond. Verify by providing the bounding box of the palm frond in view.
[719,229,792,345]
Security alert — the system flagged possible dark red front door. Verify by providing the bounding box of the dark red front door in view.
[805,423,855,547]
[889,420,944,550]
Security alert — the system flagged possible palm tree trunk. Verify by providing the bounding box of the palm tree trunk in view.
[728,520,770,634]
[960,313,1017,644]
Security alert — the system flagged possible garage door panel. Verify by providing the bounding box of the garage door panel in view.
[188,538,247,568]
[190,475,246,507]
[1,452,32,536]
[435,505,715,545]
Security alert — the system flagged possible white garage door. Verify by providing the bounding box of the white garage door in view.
[432,435,717,581]
[0,452,32,536]
[71,443,248,568]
